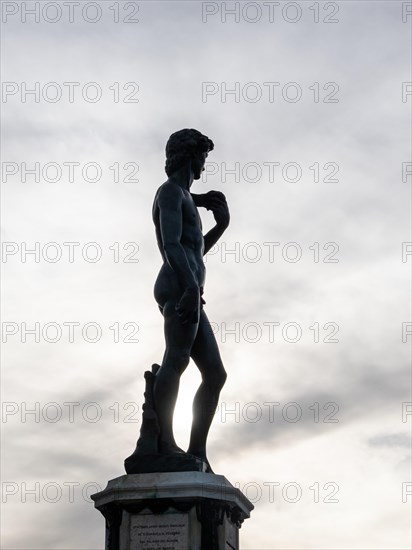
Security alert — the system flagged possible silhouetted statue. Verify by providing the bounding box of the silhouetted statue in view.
[125,129,229,474]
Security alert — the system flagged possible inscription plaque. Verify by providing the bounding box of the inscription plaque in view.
[130,513,189,550]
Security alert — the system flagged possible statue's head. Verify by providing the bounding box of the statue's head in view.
[165,129,214,179]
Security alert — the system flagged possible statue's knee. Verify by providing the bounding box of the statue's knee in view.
[169,352,190,375]
[218,368,227,389]
[207,366,227,391]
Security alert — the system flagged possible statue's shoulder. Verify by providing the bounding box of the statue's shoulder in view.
[156,181,184,205]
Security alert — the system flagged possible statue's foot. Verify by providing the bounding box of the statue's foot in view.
[186,449,214,473]
[202,458,214,474]
[158,440,186,455]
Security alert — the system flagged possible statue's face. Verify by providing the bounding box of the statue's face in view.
[191,151,208,180]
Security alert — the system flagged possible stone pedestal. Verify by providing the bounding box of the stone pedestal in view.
[91,472,253,550]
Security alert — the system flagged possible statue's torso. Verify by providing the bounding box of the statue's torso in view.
[153,183,205,302]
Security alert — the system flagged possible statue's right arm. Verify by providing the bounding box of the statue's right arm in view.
[158,185,198,292]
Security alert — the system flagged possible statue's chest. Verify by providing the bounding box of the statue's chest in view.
[182,199,202,232]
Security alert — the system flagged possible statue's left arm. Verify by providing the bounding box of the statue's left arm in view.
[192,191,230,255]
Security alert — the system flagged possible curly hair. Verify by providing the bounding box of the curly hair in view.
[165,129,214,177]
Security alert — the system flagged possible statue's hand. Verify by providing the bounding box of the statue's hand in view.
[176,288,200,324]
[201,190,226,210]
[205,191,230,229]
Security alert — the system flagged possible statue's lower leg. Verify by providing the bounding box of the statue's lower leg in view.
[187,381,221,472]
[153,364,186,455]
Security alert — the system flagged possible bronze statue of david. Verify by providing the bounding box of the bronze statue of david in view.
[126,129,229,474]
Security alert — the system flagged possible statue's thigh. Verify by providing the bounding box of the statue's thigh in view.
[191,310,224,372]
[162,300,199,354]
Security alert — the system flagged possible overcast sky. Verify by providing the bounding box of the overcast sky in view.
[1,1,411,548]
